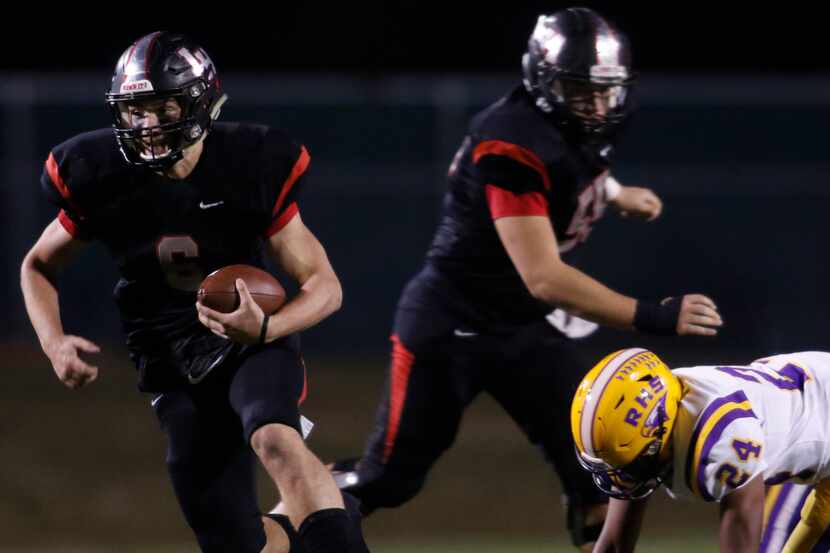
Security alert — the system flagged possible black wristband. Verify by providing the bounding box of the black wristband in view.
[633,297,682,336]
[258,313,270,345]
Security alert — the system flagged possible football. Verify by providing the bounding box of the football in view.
[197,264,286,314]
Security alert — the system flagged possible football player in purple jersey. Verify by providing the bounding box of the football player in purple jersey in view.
[573,349,830,553]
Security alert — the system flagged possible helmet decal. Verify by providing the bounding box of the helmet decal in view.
[119,79,154,94]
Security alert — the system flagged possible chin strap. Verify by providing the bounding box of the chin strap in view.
[210,93,228,120]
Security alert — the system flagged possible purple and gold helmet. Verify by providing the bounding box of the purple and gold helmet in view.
[571,348,682,499]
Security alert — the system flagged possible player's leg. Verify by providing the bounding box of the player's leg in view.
[262,514,297,553]
[486,321,608,552]
[761,483,813,553]
[151,384,283,553]
[782,478,830,553]
[332,304,477,514]
[229,340,370,553]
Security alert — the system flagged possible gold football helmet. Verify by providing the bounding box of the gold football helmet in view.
[570,348,682,499]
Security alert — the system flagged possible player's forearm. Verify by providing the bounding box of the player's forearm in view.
[265,270,342,341]
[719,506,761,553]
[592,497,646,553]
[718,518,759,553]
[20,256,65,355]
[528,260,636,329]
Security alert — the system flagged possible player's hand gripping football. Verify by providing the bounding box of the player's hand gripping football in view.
[196,278,266,345]
[46,335,101,389]
[674,294,723,336]
[613,186,663,221]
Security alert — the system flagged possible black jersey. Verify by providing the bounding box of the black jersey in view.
[422,85,615,331]
[41,122,308,390]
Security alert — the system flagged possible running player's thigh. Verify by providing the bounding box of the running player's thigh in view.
[228,337,306,444]
[363,334,472,470]
[151,389,265,552]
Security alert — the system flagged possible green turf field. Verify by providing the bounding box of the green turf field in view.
[2,346,718,553]
[5,538,718,553]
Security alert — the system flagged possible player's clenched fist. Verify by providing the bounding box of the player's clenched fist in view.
[46,335,101,389]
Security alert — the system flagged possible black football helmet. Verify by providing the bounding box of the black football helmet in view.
[105,31,228,169]
[522,7,635,140]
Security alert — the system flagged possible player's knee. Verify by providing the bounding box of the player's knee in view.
[566,501,607,548]
[251,423,306,467]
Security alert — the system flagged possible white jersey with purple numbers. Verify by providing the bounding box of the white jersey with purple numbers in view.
[666,352,830,502]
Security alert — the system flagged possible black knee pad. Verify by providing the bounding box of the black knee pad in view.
[566,501,606,547]
[341,491,364,520]
[265,513,306,553]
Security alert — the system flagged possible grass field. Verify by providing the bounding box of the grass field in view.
[2,344,719,552]
[5,538,718,553]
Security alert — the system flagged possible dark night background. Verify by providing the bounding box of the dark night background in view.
[3,3,826,74]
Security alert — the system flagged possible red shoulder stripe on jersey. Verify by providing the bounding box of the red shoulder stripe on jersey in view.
[473,140,551,190]
[383,334,415,463]
[271,146,310,217]
[485,184,549,219]
[46,152,71,201]
[46,153,84,217]
[57,210,80,237]
[264,202,299,238]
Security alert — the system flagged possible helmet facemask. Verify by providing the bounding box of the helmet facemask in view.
[542,75,632,138]
[107,80,223,169]
[576,409,673,500]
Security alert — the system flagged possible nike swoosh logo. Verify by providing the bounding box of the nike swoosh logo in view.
[199,200,224,209]
[453,329,478,338]
[150,394,164,407]
[187,352,227,384]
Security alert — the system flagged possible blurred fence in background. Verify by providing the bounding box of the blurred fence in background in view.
[3,72,830,357]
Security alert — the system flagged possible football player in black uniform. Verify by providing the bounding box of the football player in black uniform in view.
[331,8,722,552]
[20,32,369,553]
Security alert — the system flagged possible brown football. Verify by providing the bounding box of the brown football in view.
[197,264,286,314]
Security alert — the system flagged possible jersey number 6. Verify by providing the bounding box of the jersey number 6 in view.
[156,235,205,292]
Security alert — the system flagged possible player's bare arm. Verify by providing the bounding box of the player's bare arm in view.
[494,214,722,334]
[593,497,649,553]
[20,218,100,389]
[197,213,342,344]
[719,475,764,553]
